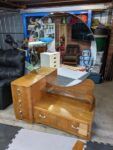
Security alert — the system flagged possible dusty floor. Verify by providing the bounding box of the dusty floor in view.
[0,81,113,145]
[93,81,113,144]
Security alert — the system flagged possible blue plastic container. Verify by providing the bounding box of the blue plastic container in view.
[88,73,102,84]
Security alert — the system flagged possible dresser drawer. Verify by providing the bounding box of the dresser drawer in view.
[34,108,56,126]
[57,118,89,138]
[56,117,68,130]
[49,53,57,59]
[67,120,89,137]
[51,59,57,64]
[67,120,79,134]
[78,123,89,137]
[34,107,90,139]
[50,63,59,68]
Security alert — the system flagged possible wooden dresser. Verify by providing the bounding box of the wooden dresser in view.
[11,67,95,140]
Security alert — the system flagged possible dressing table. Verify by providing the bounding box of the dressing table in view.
[11,66,95,140]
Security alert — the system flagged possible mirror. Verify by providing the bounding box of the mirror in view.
[28,12,97,72]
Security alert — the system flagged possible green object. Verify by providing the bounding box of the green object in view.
[94,35,108,52]
[62,17,66,24]
[25,61,34,71]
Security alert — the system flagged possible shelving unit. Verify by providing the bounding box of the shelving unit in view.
[44,23,55,38]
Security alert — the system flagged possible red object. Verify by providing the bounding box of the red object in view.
[29,37,34,42]
[81,15,88,23]
[70,17,78,25]
[57,45,65,63]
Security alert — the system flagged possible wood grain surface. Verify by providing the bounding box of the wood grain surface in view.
[11,66,95,140]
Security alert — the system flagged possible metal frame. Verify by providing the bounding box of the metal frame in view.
[22,10,92,38]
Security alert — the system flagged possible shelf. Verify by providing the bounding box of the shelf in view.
[35,93,94,123]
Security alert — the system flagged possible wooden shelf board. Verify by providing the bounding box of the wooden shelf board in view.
[35,93,94,123]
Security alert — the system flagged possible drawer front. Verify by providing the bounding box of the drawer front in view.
[55,116,79,133]
[50,58,60,68]
[50,63,60,68]
[50,59,57,64]
[78,123,89,137]
[67,120,89,137]
[11,85,34,123]
[56,118,89,138]
[56,117,68,130]
[34,108,90,139]
[49,53,60,61]
[34,108,56,126]
[49,54,57,61]
[67,120,79,134]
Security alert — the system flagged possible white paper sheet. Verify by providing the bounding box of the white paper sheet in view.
[57,67,88,80]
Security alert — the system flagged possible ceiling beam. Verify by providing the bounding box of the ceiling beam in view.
[0,0,26,9]
[7,0,30,1]
[20,0,112,8]
[0,0,112,9]
[21,3,112,14]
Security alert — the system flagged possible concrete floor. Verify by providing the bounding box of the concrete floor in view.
[0,81,113,145]
[93,81,113,144]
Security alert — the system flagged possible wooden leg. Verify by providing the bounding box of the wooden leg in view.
[72,140,84,150]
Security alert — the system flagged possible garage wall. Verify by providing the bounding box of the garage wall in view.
[0,12,24,50]
[104,10,113,80]
[93,11,109,25]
